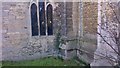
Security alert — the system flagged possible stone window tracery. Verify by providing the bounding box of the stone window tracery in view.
[31,2,53,36]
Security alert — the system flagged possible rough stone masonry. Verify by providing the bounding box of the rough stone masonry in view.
[1,0,98,62]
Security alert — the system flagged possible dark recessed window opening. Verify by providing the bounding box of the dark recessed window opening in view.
[31,3,39,36]
[47,4,53,35]
[39,2,46,35]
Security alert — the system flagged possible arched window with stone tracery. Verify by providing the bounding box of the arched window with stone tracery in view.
[31,2,53,36]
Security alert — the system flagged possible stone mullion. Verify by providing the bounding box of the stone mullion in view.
[45,1,48,36]
[37,0,40,36]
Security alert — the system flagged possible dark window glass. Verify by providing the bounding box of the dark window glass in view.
[47,4,53,35]
[39,2,46,35]
[31,3,39,36]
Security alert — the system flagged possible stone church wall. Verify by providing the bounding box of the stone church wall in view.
[1,1,76,61]
[2,2,57,61]
[2,2,30,61]
[1,1,98,61]
[77,2,98,63]
[91,2,119,66]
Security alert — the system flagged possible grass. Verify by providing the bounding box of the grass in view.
[2,57,86,66]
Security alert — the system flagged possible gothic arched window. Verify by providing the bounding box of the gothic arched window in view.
[31,2,53,36]
[31,3,39,36]
[47,4,53,35]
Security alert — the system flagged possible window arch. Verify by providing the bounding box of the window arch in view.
[31,3,39,36]
[47,4,53,35]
